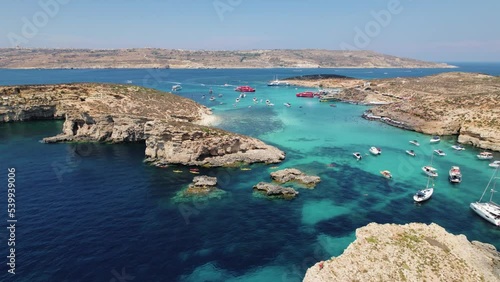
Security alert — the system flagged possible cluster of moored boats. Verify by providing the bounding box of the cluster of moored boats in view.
[352,136,499,221]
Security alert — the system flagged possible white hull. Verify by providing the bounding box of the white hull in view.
[406,150,416,157]
[369,147,381,155]
[409,141,420,146]
[489,161,500,168]
[414,188,433,202]
[434,150,446,156]
[422,166,438,177]
[477,156,493,160]
[353,153,362,160]
[470,202,500,226]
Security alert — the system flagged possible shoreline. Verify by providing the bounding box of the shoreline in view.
[0,65,458,70]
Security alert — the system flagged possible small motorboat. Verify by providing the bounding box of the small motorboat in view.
[413,188,433,202]
[240,167,252,171]
[296,91,315,98]
[209,96,216,101]
[477,152,493,160]
[353,152,362,160]
[380,170,392,179]
[448,166,462,183]
[369,147,382,155]
[235,97,240,103]
[434,149,446,156]
[252,97,258,103]
[406,150,416,157]
[173,170,183,173]
[422,166,438,177]
[189,168,200,174]
[489,160,500,168]
[284,102,291,108]
[329,104,336,107]
[172,84,182,91]
[451,144,465,151]
[430,136,441,143]
[409,140,420,146]
[218,93,223,97]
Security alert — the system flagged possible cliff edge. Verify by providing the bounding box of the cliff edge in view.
[303,223,500,282]
[0,83,285,166]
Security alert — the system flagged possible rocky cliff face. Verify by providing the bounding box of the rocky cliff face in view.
[303,223,500,282]
[1,83,285,166]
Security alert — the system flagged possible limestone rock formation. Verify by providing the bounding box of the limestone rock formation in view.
[270,168,321,187]
[185,175,218,195]
[253,182,299,199]
[303,223,500,282]
[0,83,285,166]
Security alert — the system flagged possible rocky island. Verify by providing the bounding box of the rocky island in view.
[286,72,500,151]
[304,223,500,282]
[0,83,285,166]
[0,48,454,69]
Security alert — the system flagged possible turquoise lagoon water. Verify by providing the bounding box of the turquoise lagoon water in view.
[0,65,499,281]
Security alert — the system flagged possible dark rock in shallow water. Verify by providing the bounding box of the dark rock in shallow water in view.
[270,168,321,187]
[253,182,299,199]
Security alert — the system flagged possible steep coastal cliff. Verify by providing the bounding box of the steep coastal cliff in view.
[287,72,500,151]
[0,83,284,166]
[304,223,500,282]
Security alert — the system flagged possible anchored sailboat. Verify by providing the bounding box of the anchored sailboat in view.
[470,168,500,226]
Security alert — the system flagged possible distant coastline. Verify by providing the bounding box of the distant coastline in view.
[0,48,455,69]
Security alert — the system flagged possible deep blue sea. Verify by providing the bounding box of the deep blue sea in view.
[1,63,500,281]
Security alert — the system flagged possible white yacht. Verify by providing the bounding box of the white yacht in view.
[434,149,446,156]
[489,161,500,168]
[470,168,500,226]
[430,136,441,143]
[477,152,493,160]
[448,166,462,183]
[172,84,182,91]
[267,76,290,86]
[353,152,362,160]
[369,147,382,155]
[422,166,438,177]
[451,144,465,151]
[409,140,420,146]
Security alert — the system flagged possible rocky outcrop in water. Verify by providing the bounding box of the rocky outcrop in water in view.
[303,223,500,282]
[185,176,218,195]
[270,168,321,187]
[253,182,299,199]
[1,83,285,166]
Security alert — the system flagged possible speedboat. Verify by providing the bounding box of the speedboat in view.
[422,166,438,177]
[470,168,500,226]
[489,161,500,168]
[406,150,416,157]
[448,166,462,183]
[284,102,291,108]
[172,84,182,91]
[409,140,420,146]
[267,76,290,86]
[218,93,223,97]
[414,188,433,203]
[235,97,240,103]
[430,136,441,143]
[369,147,382,155]
[252,97,257,103]
[209,96,216,101]
[296,91,315,98]
[451,144,465,151]
[353,152,362,160]
[380,170,392,179]
[434,149,446,156]
[477,152,493,160]
[235,86,255,92]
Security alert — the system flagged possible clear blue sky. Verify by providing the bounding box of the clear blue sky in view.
[1,0,499,62]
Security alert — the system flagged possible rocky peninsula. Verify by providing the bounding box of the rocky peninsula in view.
[304,223,500,282]
[0,48,453,69]
[286,72,500,151]
[0,83,285,166]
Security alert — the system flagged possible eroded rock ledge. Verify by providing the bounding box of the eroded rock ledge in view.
[270,168,321,187]
[0,83,285,166]
[304,223,500,282]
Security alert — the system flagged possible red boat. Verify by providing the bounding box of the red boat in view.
[296,91,315,98]
[235,86,256,92]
